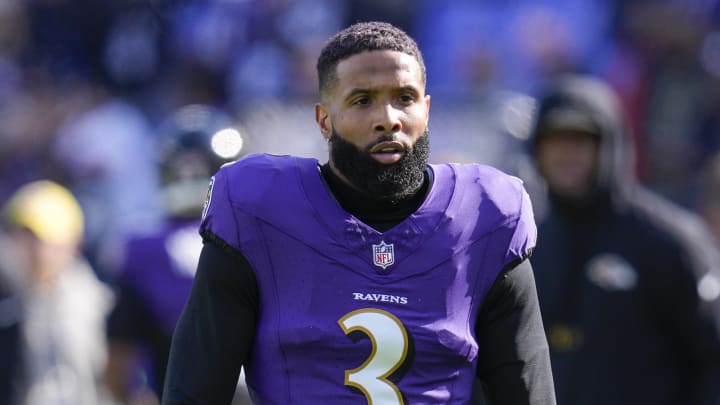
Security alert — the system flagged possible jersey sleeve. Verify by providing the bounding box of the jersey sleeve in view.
[163,240,259,405]
[475,259,556,404]
[503,183,537,269]
[199,166,241,250]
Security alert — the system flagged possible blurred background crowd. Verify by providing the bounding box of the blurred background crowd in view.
[2,0,720,404]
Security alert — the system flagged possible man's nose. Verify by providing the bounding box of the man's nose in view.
[373,103,402,133]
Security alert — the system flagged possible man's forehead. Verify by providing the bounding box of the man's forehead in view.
[335,50,423,87]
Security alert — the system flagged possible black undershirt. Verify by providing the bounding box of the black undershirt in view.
[163,164,555,405]
[319,163,430,232]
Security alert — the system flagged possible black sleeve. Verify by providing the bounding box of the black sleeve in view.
[474,259,556,405]
[162,238,259,405]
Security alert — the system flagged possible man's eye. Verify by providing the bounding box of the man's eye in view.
[399,94,415,103]
[353,97,370,105]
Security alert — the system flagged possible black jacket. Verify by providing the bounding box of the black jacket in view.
[526,75,720,405]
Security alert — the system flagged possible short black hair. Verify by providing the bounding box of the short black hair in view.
[316,21,426,97]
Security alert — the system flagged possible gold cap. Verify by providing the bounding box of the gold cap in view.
[3,180,84,245]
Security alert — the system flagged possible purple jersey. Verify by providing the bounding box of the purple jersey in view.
[119,219,200,334]
[200,154,536,404]
[109,219,202,394]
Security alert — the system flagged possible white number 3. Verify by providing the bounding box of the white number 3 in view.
[338,308,409,404]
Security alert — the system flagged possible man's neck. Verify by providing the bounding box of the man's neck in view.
[320,163,430,232]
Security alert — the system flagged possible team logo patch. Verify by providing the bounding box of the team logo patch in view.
[201,176,215,221]
[372,241,395,269]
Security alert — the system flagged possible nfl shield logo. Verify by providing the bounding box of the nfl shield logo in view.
[372,241,395,269]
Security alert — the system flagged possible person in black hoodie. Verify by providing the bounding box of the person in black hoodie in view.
[525,74,720,405]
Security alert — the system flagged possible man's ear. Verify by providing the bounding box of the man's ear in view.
[424,94,431,126]
[315,103,331,141]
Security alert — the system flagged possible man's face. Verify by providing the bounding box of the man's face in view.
[315,50,431,198]
[536,130,599,199]
[7,227,77,287]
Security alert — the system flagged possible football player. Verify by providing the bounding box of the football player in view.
[105,105,248,404]
[164,22,555,404]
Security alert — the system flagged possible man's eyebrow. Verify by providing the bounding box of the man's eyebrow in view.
[397,85,421,95]
[344,88,373,100]
[344,85,421,100]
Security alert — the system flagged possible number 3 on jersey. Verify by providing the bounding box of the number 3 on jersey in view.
[338,308,409,404]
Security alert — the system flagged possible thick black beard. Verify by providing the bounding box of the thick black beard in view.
[329,128,429,203]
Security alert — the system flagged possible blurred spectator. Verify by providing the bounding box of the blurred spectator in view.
[53,82,163,275]
[597,1,720,206]
[523,74,720,404]
[0,75,63,204]
[631,3,712,206]
[0,180,114,405]
[104,105,250,404]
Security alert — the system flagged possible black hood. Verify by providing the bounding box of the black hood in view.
[528,75,636,210]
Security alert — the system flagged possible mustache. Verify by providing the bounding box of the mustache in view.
[365,134,399,150]
[330,133,406,153]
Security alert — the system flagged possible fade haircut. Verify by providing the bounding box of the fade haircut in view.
[317,21,426,98]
